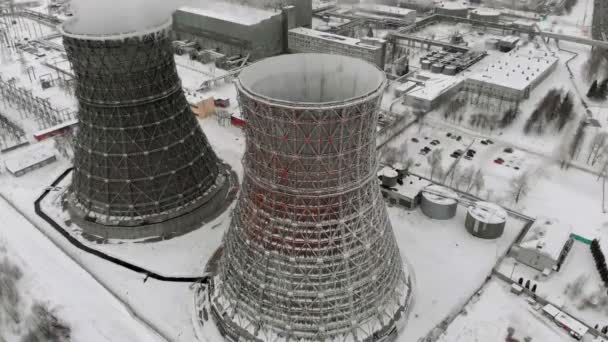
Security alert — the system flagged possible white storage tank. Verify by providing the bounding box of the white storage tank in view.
[421,59,431,70]
[379,166,399,188]
[470,8,501,23]
[443,64,457,75]
[431,63,444,73]
[465,201,507,239]
[420,184,458,220]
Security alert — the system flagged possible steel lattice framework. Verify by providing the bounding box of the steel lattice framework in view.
[207,54,411,342]
[61,20,230,236]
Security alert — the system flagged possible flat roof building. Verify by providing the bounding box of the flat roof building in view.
[5,144,57,177]
[288,27,387,68]
[512,217,574,274]
[464,46,558,101]
[403,71,464,111]
[355,4,417,23]
[173,2,289,61]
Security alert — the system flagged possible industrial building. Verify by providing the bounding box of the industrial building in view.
[435,1,469,18]
[470,8,501,23]
[419,50,487,75]
[512,217,574,274]
[464,47,558,102]
[4,144,56,177]
[465,201,507,239]
[205,54,411,342]
[61,19,232,240]
[355,3,417,24]
[420,184,458,220]
[288,27,387,67]
[378,165,431,210]
[401,71,464,111]
[173,3,289,61]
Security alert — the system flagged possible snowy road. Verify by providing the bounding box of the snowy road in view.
[0,196,167,342]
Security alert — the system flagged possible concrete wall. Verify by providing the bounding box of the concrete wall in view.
[282,0,313,28]
[172,10,285,61]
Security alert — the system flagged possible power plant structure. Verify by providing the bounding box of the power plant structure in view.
[61,19,233,240]
[204,53,411,342]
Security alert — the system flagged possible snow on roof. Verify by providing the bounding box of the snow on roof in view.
[179,1,279,25]
[467,201,507,224]
[391,174,431,199]
[4,143,56,174]
[422,184,458,205]
[500,35,521,44]
[405,71,464,101]
[471,8,500,16]
[542,304,560,318]
[554,312,588,336]
[467,47,558,92]
[378,166,398,178]
[519,217,572,261]
[356,3,415,17]
[436,1,467,9]
[289,27,380,50]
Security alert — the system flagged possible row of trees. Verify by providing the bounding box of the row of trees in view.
[584,48,607,82]
[590,239,608,290]
[524,88,575,135]
[443,95,521,131]
[587,79,608,100]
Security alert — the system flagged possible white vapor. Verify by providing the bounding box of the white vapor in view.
[67,0,196,35]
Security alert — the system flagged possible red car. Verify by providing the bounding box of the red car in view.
[494,158,505,165]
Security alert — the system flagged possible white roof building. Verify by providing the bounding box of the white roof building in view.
[4,143,57,176]
[542,304,560,318]
[179,2,278,25]
[513,217,573,273]
[465,47,558,100]
[356,4,416,18]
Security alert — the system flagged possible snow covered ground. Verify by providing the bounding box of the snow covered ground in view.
[438,279,578,342]
[0,196,166,342]
[498,241,608,330]
[389,205,528,341]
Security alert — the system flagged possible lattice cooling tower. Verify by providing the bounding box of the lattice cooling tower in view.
[61,20,233,240]
[207,54,411,342]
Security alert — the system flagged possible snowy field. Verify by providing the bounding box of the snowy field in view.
[438,279,580,342]
[0,197,166,342]
[498,241,608,330]
[389,205,528,341]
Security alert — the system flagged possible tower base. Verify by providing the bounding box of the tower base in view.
[66,164,237,241]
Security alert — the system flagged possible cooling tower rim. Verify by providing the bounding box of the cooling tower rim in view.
[236,53,387,109]
[59,18,172,41]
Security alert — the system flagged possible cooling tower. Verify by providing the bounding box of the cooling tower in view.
[206,54,411,342]
[61,20,233,240]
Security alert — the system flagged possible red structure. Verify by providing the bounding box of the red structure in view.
[33,119,78,141]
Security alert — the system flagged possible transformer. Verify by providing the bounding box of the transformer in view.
[205,54,411,342]
[61,19,233,240]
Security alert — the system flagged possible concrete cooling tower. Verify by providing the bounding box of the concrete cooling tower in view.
[61,19,233,240]
[205,53,412,342]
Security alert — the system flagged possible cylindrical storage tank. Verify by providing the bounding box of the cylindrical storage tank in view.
[379,166,398,187]
[426,56,437,63]
[465,201,507,239]
[421,59,431,70]
[443,65,457,75]
[211,53,411,342]
[471,8,501,23]
[485,38,499,50]
[420,184,458,220]
[431,63,444,73]
[392,162,407,178]
[435,3,469,18]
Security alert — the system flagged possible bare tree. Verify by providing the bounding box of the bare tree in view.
[455,166,474,191]
[427,149,443,181]
[587,132,608,165]
[509,172,531,204]
[468,169,485,195]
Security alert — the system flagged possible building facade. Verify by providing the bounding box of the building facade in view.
[288,27,387,68]
[173,4,288,61]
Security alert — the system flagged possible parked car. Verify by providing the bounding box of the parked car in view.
[446,132,452,137]
[486,139,494,144]
[456,136,462,141]
[412,138,419,143]
[481,140,488,145]
[430,141,439,146]
[464,155,473,160]
[504,147,514,153]
[494,158,505,164]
